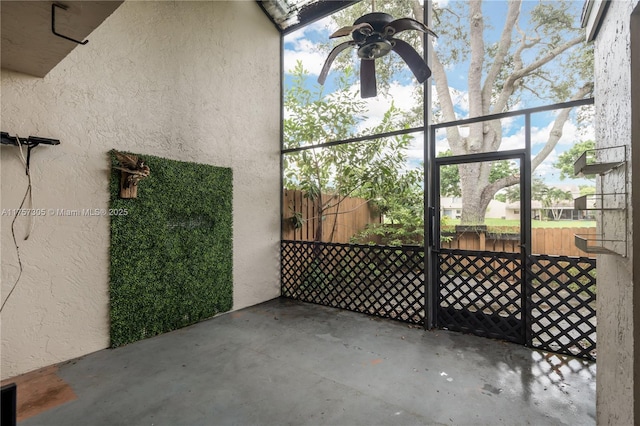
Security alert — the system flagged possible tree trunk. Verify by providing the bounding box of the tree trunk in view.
[408,0,590,226]
[459,161,492,224]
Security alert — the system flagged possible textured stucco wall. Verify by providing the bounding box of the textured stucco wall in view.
[592,0,639,424]
[0,1,280,379]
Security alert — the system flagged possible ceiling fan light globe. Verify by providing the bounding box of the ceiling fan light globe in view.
[357,39,392,59]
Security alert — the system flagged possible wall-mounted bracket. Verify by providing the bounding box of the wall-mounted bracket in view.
[573,145,627,257]
[575,234,625,256]
[52,3,89,45]
[1,132,60,174]
[573,145,626,176]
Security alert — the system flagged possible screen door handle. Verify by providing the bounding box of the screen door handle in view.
[428,206,436,248]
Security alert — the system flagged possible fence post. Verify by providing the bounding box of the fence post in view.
[456,225,487,251]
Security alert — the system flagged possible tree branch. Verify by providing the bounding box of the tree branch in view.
[432,51,464,151]
[515,35,584,78]
[512,21,540,81]
[493,35,584,112]
[521,82,545,99]
[483,174,520,200]
[468,1,485,118]
[532,82,593,172]
[481,0,521,114]
[411,0,423,27]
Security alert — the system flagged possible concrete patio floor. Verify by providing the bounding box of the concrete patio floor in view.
[20,298,595,425]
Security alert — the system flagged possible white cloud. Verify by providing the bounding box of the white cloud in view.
[498,111,595,153]
[406,133,425,164]
[285,42,328,75]
[304,15,335,35]
[499,126,528,151]
[432,86,469,119]
[283,40,327,76]
[283,16,336,75]
[284,15,334,44]
[434,134,450,155]
[533,148,559,177]
[533,119,594,148]
[355,81,420,132]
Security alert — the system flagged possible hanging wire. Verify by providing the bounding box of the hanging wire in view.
[1,137,34,313]
[16,138,36,238]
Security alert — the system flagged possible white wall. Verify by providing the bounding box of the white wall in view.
[591,0,639,423]
[0,1,281,380]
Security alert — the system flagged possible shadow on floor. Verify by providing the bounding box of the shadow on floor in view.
[19,298,595,425]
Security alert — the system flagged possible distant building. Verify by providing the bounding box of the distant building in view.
[440,197,594,222]
[505,200,595,221]
[440,197,507,220]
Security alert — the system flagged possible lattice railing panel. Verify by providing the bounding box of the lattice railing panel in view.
[438,249,523,343]
[282,242,596,360]
[527,254,596,360]
[281,241,424,324]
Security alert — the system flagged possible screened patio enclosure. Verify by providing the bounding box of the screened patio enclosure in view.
[282,99,597,360]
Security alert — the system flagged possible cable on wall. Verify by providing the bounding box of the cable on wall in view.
[0,132,60,313]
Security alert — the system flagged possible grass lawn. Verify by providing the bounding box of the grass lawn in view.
[445,218,596,229]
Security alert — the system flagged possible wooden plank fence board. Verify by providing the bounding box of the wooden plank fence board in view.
[283,190,381,243]
[283,190,595,258]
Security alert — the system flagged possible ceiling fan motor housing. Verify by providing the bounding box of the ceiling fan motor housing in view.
[319,12,436,97]
[352,12,394,41]
[353,13,395,59]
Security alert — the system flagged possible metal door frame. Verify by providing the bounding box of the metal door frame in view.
[423,99,595,339]
[430,150,528,342]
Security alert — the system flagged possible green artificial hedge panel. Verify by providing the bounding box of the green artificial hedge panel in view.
[109,151,232,347]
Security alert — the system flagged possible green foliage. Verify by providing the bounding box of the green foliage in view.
[284,63,421,242]
[540,186,573,206]
[352,215,454,246]
[109,151,232,347]
[351,223,424,246]
[438,151,462,198]
[290,210,305,229]
[579,185,596,196]
[555,140,596,180]
[348,163,429,246]
[284,62,365,150]
[322,0,593,225]
[301,259,333,291]
[535,265,596,297]
[499,177,572,207]
[567,266,597,295]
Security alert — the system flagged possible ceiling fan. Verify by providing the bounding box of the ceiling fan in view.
[318,12,437,98]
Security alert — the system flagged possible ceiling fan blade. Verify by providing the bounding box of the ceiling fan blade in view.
[360,59,377,98]
[385,18,438,38]
[391,39,431,83]
[330,22,373,38]
[318,41,354,85]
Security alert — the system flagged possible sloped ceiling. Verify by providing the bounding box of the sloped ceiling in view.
[1,1,123,78]
[2,0,357,78]
[257,0,360,34]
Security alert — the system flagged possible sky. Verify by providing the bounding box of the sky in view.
[283,0,595,191]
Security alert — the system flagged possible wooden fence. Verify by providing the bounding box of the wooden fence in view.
[282,189,595,258]
[282,189,381,243]
[441,227,596,258]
